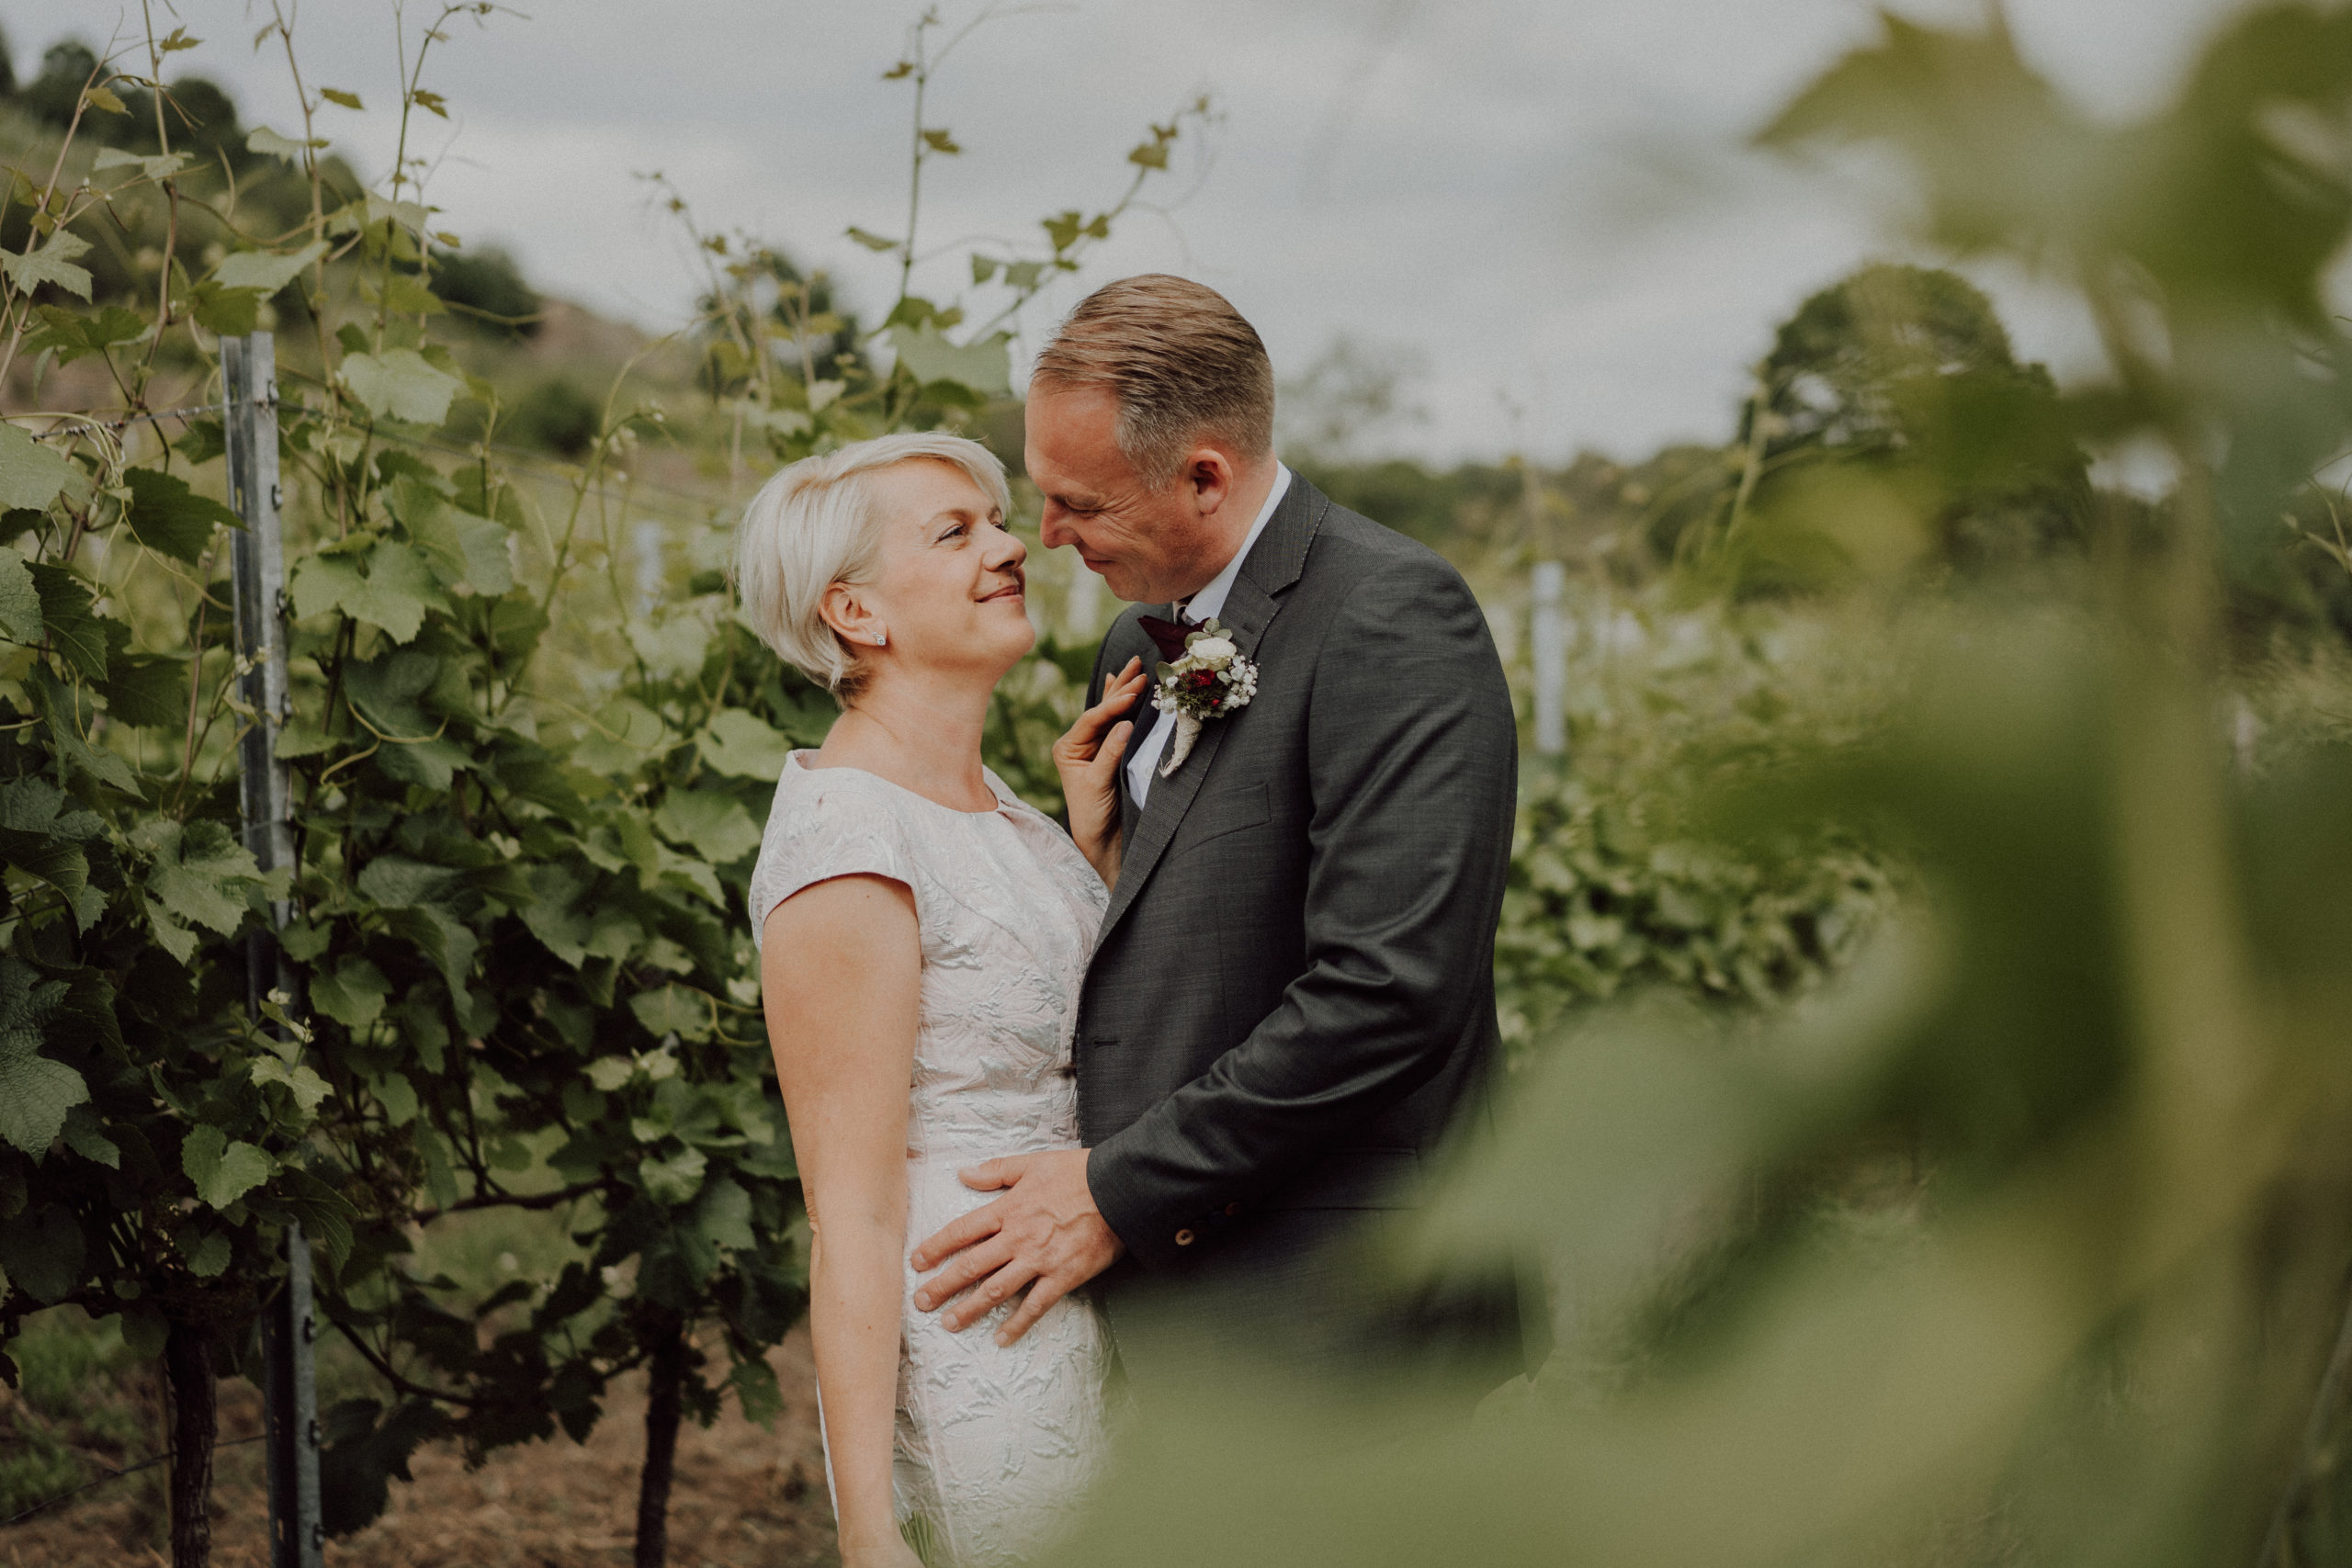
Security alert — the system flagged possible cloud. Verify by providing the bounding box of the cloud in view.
[3,0,2249,462]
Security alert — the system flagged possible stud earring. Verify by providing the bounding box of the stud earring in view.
[875,630,888,647]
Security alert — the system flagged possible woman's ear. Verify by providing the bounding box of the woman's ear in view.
[820,581,888,649]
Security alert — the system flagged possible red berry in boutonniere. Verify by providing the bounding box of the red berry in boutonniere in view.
[1149,617,1261,777]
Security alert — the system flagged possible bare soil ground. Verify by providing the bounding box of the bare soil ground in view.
[2,1327,837,1568]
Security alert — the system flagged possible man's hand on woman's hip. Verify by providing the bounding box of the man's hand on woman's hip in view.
[910,1148,1125,1346]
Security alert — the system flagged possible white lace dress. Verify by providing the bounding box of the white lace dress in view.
[749,752,1113,1567]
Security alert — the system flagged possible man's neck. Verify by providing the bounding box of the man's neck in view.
[1172,458,1281,606]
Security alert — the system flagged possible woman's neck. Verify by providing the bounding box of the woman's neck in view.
[815,671,997,812]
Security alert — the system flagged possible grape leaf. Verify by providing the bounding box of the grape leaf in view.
[124,468,238,565]
[383,904,478,994]
[521,863,594,967]
[252,1053,334,1113]
[0,827,99,932]
[210,240,327,298]
[22,303,148,366]
[61,1104,119,1168]
[638,1145,707,1205]
[355,856,460,910]
[653,790,763,864]
[390,474,512,594]
[0,1044,84,1156]
[134,818,264,963]
[247,125,326,164]
[27,669,141,799]
[182,1123,276,1211]
[628,985,712,1043]
[367,272,444,316]
[310,956,390,1031]
[373,1071,418,1126]
[289,541,445,644]
[0,423,83,513]
[176,1225,232,1277]
[0,956,82,1156]
[340,349,462,425]
[1,229,94,300]
[0,546,44,642]
[696,708,796,779]
[0,1208,84,1303]
[191,281,263,336]
[93,148,189,182]
[695,1177,756,1252]
[28,562,110,679]
[888,322,1011,396]
[574,697,672,774]
[99,654,192,729]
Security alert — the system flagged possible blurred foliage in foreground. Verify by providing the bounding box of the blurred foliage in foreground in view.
[1046,7,2352,1566]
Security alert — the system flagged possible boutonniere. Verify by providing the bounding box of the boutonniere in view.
[1151,617,1259,776]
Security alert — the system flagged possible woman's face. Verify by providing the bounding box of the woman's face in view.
[840,458,1033,686]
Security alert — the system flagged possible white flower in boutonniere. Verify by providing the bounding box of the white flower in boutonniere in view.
[1150,616,1259,777]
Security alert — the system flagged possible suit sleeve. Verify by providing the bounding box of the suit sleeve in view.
[1085,555,1519,1269]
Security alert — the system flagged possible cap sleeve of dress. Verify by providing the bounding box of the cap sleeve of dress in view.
[748,774,920,952]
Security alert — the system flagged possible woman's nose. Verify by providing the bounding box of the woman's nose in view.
[987,529,1028,570]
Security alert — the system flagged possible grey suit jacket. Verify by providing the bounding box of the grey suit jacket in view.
[1077,476,1518,1375]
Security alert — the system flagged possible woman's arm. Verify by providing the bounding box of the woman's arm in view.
[763,874,926,1568]
[1055,656,1146,886]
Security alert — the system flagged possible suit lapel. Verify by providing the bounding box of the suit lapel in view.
[1097,480,1329,946]
[1117,622,1169,850]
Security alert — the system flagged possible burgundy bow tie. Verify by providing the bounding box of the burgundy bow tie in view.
[1138,611,1201,664]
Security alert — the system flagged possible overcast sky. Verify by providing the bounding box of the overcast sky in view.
[10,0,2248,463]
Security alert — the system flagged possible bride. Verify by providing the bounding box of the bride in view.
[738,432,1147,1568]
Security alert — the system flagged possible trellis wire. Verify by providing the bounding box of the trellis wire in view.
[0,1434,268,1528]
[12,398,243,443]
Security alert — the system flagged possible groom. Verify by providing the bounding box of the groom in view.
[910,275,1521,1392]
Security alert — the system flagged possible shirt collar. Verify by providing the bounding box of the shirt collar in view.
[1178,462,1291,625]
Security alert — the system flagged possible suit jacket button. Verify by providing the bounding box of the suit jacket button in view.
[1173,1228,1196,1247]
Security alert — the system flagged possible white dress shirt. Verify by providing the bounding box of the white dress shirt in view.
[1125,463,1293,808]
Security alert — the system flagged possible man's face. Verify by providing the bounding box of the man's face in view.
[1024,385,1229,604]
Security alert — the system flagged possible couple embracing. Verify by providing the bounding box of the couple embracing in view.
[741,276,1521,1568]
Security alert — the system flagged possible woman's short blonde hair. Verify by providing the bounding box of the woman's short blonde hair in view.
[732,433,1012,698]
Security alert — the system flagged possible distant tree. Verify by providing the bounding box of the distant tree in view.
[21,40,156,144]
[162,76,245,163]
[1277,334,1430,467]
[1559,446,1740,572]
[1292,458,1521,551]
[1758,264,2024,449]
[505,378,602,456]
[1720,263,2090,592]
[430,246,543,335]
[0,23,17,98]
[692,244,863,398]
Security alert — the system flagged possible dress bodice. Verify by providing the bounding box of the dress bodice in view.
[750,753,1109,1161]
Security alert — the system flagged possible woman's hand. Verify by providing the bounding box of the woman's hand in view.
[1054,656,1145,886]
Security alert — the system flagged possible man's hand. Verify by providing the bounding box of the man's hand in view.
[910,1149,1124,1345]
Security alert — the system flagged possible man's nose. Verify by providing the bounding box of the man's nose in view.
[1038,507,1075,548]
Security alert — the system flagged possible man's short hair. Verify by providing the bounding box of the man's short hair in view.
[1029,275,1274,487]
